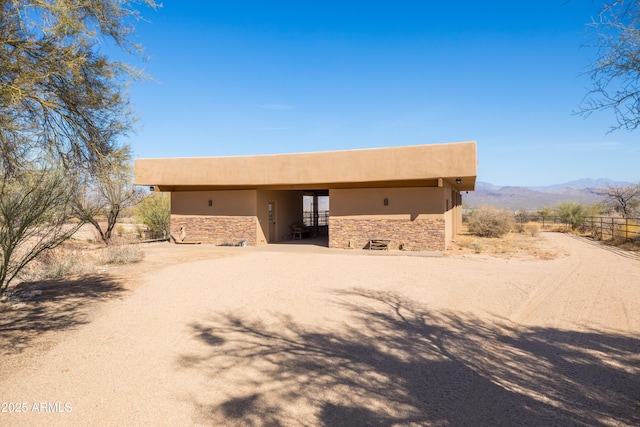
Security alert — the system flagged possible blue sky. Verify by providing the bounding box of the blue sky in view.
[122,1,639,187]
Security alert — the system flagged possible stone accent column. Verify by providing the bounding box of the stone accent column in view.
[329,217,446,251]
[170,215,257,245]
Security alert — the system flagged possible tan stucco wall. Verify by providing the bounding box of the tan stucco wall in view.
[171,190,257,216]
[443,183,453,244]
[330,187,445,218]
[134,142,477,192]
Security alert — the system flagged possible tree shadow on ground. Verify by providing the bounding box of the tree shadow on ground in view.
[0,276,125,355]
[179,288,640,426]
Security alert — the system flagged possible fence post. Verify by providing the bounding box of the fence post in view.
[611,217,615,242]
[600,217,603,240]
[626,218,629,242]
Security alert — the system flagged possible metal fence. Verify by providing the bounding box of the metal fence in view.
[517,214,571,231]
[516,214,640,242]
[303,210,330,227]
[582,216,640,243]
[463,213,572,230]
[464,212,640,243]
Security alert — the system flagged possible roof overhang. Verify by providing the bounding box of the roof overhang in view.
[134,141,477,192]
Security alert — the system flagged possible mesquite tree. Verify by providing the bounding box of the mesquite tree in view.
[0,1,157,293]
[599,184,640,217]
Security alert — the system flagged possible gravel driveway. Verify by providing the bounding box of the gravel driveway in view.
[1,233,639,426]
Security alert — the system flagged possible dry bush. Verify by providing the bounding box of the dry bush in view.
[467,206,514,238]
[617,241,640,253]
[99,240,144,265]
[18,245,98,282]
[524,222,540,237]
[453,229,564,260]
[17,239,143,284]
[455,238,483,253]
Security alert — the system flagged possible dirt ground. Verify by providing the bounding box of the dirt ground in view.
[0,232,639,426]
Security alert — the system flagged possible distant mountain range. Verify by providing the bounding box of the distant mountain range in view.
[465,178,634,210]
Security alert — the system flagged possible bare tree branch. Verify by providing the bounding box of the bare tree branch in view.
[0,165,83,297]
[597,183,640,217]
[71,149,143,245]
[580,0,640,132]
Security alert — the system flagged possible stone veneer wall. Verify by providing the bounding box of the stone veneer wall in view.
[329,217,446,251]
[171,215,257,245]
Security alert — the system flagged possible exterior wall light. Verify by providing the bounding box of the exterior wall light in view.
[384,198,389,206]
[208,200,213,207]
[455,178,463,185]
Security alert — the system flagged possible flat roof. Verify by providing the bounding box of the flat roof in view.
[134,141,477,191]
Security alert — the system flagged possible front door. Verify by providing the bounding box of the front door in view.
[268,201,276,242]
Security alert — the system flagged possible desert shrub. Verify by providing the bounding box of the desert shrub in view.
[467,206,514,238]
[515,209,535,233]
[471,241,483,253]
[555,201,599,230]
[18,246,97,282]
[137,193,170,239]
[514,209,530,230]
[15,241,142,284]
[524,222,540,237]
[100,242,143,265]
[537,206,553,219]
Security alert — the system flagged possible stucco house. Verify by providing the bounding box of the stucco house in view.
[133,141,477,251]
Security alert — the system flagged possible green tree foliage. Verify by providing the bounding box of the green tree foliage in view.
[0,0,158,173]
[555,202,600,230]
[0,1,157,294]
[467,206,514,238]
[137,192,170,239]
[537,206,553,219]
[581,0,640,131]
[0,165,80,298]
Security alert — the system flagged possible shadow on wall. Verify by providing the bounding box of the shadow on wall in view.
[177,289,640,426]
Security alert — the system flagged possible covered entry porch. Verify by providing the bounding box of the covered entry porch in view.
[257,189,329,245]
[134,142,477,251]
